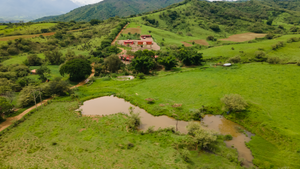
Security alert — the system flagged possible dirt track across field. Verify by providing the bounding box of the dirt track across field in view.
[220,32,267,42]
[111,23,129,45]
[0,64,95,132]
[189,39,209,46]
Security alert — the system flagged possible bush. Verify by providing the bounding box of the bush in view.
[126,107,141,130]
[297,62,300,66]
[17,85,38,107]
[44,50,63,65]
[267,57,281,64]
[226,55,241,63]
[210,24,220,32]
[186,121,217,149]
[224,134,233,141]
[42,77,71,97]
[290,27,299,32]
[7,47,19,55]
[271,41,284,50]
[221,94,248,112]
[137,73,145,79]
[265,33,274,39]
[254,51,268,62]
[206,35,214,41]
[158,56,178,70]
[24,54,42,66]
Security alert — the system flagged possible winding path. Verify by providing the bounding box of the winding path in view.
[0,64,95,132]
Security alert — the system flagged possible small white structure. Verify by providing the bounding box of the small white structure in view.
[223,63,232,67]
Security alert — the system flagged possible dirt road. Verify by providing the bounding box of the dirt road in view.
[0,64,95,132]
[111,23,129,45]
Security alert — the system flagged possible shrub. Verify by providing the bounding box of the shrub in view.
[206,35,214,41]
[158,56,178,70]
[224,134,233,141]
[221,94,248,112]
[297,62,300,66]
[24,54,42,66]
[126,107,141,130]
[254,51,268,62]
[290,27,299,32]
[44,50,63,65]
[267,57,281,64]
[137,73,145,79]
[210,24,220,32]
[226,55,241,63]
[42,77,71,97]
[7,47,19,55]
[17,85,38,107]
[265,33,274,39]
[186,121,217,149]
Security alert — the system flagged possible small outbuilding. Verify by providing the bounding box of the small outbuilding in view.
[124,40,134,45]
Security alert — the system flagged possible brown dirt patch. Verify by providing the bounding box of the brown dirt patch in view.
[220,33,267,42]
[189,39,209,46]
[123,28,141,34]
[79,128,86,132]
[181,41,193,47]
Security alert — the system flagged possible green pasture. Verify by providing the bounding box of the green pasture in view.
[201,34,300,62]
[0,102,241,168]
[0,23,56,36]
[28,65,66,81]
[74,63,300,168]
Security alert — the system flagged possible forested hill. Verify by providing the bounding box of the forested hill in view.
[259,0,300,12]
[33,0,184,22]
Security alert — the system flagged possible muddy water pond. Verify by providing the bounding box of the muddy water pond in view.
[78,96,253,167]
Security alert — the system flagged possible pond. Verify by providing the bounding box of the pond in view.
[78,96,253,167]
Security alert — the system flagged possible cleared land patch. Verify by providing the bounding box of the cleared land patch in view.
[220,33,266,42]
[189,39,209,46]
[122,27,141,34]
[181,41,193,47]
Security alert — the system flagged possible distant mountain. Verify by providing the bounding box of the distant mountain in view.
[34,0,184,22]
[259,0,300,12]
[0,0,79,22]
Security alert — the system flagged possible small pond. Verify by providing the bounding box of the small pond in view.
[78,96,254,167]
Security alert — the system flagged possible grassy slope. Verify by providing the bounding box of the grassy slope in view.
[75,63,300,168]
[0,102,242,168]
[0,23,56,36]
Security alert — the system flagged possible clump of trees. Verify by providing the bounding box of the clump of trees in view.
[221,94,248,112]
[60,59,92,81]
[23,54,43,66]
[226,55,241,63]
[267,57,281,64]
[253,51,268,62]
[44,50,64,65]
[157,56,178,70]
[176,48,204,66]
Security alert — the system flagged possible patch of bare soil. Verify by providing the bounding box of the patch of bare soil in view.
[79,128,86,132]
[181,41,193,47]
[189,39,209,46]
[220,32,267,42]
[122,28,141,34]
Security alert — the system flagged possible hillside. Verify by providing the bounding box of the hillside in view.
[33,0,184,22]
[0,0,78,22]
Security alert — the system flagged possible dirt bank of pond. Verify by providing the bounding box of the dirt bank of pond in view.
[78,95,254,167]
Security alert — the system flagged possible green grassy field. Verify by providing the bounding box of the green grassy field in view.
[73,63,300,168]
[0,23,56,37]
[0,101,242,168]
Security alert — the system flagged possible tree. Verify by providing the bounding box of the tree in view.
[42,77,71,97]
[104,54,123,73]
[210,24,220,32]
[24,54,42,66]
[36,66,51,82]
[266,18,273,26]
[90,19,102,26]
[54,31,63,39]
[130,56,156,74]
[186,121,217,150]
[44,50,63,65]
[60,59,92,81]
[17,85,37,107]
[158,56,178,70]
[0,97,13,119]
[0,78,14,95]
[11,65,30,77]
[221,94,248,112]
[178,48,204,66]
